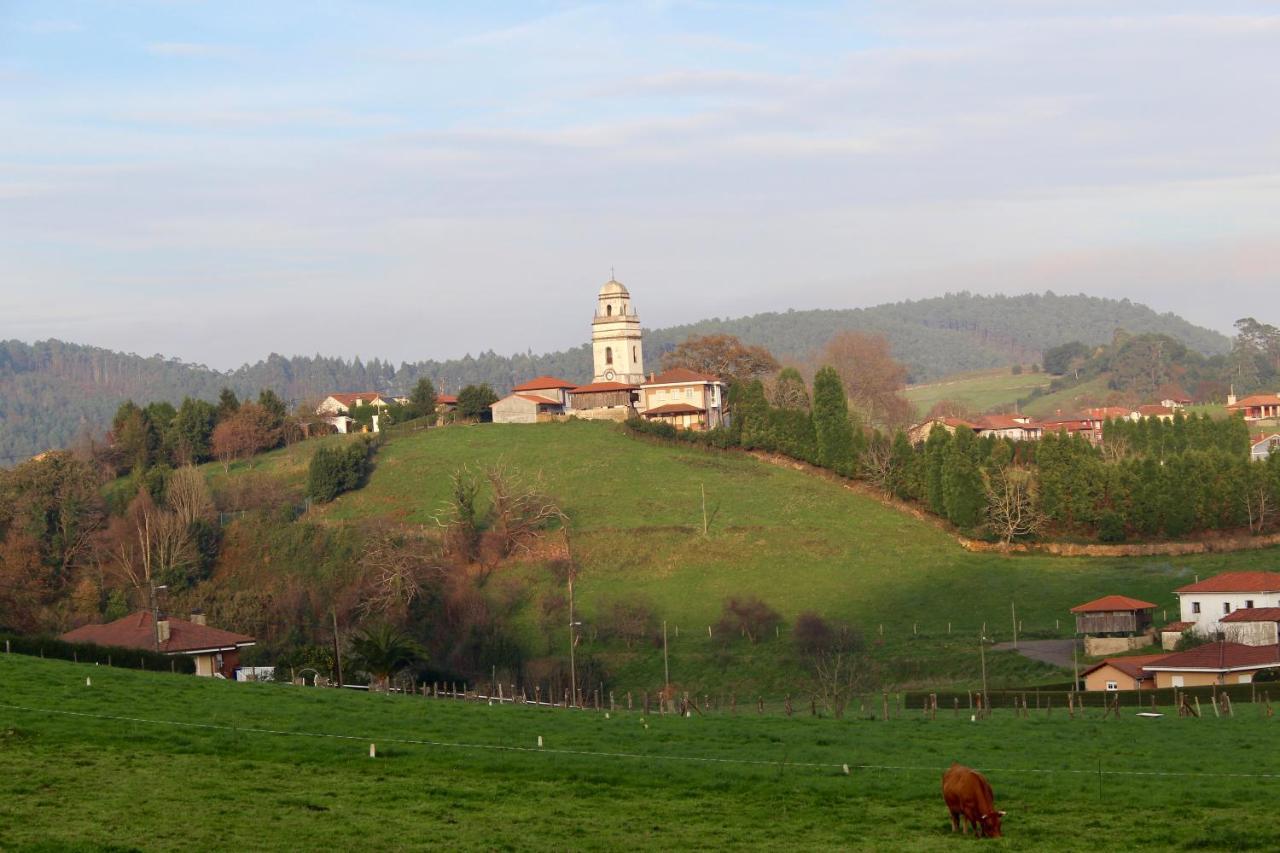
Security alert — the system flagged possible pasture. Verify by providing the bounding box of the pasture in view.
[2,655,1278,851]
[904,369,1051,417]
[203,420,1280,696]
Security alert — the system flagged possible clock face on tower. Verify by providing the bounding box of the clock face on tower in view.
[604,369,615,381]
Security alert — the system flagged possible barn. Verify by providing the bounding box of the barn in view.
[1070,594,1157,655]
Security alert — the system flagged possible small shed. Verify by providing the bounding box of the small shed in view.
[1071,595,1157,636]
[1160,620,1195,651]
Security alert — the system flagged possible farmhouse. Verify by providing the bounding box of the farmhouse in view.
[491,376,577,424]
[1220,607,1280,646]
[1174,571,1280,636]
[1070,594,1157,655]
[1141,641,1280,687]
[61,611,255,678]
[907,417,974,445]
[1081,654,1166,692]
[639,368,728,431]
[1227,392,1280,421]
[972,414,1040,442]
[316,392,389,416]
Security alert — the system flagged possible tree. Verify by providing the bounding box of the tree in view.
[407,377,438,421]
[794,612,873,718]
[715,596,780,644]
[457,384,499,421]
[941,428,983,529]
[257,389,288,430]
[983,465,1044,544]
[862,431,896,494]
[349,624,426,691]
[812,367,857,475]
[770,367,810,410]
[307,440,373,503]
[169,397,217,465]
[660,334,779,386]
[0,451,104,585]
[110,401,156,473]
[215,388,241,422]
[210,403,279,472]
[601,596,657,649]
[818,331,912,429]
[356,526,440,621]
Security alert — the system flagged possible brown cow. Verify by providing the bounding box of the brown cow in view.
[941,762,1005,838]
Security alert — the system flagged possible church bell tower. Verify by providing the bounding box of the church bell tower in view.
[592,278,644,384]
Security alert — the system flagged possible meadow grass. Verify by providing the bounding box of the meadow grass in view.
[233,421,1278,694]
[2,655,1279,851]
[905,369,1051,417]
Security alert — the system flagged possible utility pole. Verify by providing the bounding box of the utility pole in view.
[565,527,577,708]
[148,581,167,652]
[1073,636,1080,691]
[331,607,344,688]
[701,483,708,537]
[979,632,989,714]
[663,620,670,690]
[1011,601,1018,650]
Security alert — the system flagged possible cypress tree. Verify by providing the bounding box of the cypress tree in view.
[812,367,856,475]
[942,427,983,528]
[924,424,951,516]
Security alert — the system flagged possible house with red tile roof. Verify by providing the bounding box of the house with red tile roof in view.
[1140,641,1280,687]
[1081,654,1168,692]
[62,611,254,678]
[1174,572,1280,637]
[906,416,976,445]
[1227,393,1280,421]
[638,368,728,431]
[1251,432,1280,462]
[1219,607,1280,647]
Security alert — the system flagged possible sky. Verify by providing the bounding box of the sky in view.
[1,1,1278,370]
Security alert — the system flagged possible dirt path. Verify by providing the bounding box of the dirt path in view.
[991,639,1078,669]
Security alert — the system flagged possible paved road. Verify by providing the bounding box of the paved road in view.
[991,638,1078,668]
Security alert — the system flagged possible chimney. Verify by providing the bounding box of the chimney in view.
[189,610,207,626]
[1227,385,1237,407]
[156,617,171,644]
[649,372,656,383]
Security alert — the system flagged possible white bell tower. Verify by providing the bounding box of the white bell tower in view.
[592,278,644,384]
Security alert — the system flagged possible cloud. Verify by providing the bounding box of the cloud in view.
[145,42,238,59]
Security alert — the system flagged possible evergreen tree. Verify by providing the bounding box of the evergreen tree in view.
[457,384,499,420]
[408,378,438,421]
[170,397,217,464]
[812,367,856,475]
[737,380,772,450]
[924,424,951,516]
[257,388,288,429]
[216,388,240,422]
[941,427,983,528]
[888,430,917,500]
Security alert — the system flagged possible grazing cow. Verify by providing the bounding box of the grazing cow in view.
[942,763,1005,838]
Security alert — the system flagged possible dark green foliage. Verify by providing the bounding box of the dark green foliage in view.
[0,633,196,673]
[216,387,240,421]
[170,397,217,464]
[923,426,950,516]
[257,389,287,429]
[811,367,857,475]
[110,401,156,473]
[940,428,983,528]
[349,624,427,687]
[457,384,499,420]
[306,439,375,503]
[735,380,772,450]
[1098,511,1126,543]
[407,378,438,421]
[1043,341,1091,375]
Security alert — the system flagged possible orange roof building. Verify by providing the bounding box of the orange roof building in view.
[62,612,254,678]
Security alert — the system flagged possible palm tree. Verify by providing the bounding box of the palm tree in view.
[349,624,426,691]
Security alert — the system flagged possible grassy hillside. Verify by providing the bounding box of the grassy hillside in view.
[205,421,1279,695]
[904,369,1051,416]
[2,654,1278,851]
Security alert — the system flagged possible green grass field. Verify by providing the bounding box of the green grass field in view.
[2,655,1278,851]
[905,369,1051,417]
[199,420,1280,697]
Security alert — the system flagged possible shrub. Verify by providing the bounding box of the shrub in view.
[0,633,196,674]
[1098,511,1127,543]
[1011,364,1023,375]
[306,438,375,503]
[715,596,781,644]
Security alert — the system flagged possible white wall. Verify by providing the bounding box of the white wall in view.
[1179,592,1280,635]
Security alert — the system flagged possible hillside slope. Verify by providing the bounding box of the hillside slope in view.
[192,421,1280,696]
[1,292,1230,463]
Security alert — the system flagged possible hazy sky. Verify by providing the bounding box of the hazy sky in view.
[2,2,1278,369]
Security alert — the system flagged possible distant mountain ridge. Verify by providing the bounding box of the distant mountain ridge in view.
[0,292,1230,464]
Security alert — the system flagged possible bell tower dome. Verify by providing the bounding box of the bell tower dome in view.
[592,278,644,384]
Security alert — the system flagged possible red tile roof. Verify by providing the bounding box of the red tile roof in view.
[1070,594,1158,613]
[1220,607,1280,623]
[643,368,720,385]
[1085,406,1133,420]
[974,414,1038,431]
[505,394,563,406]
[61,612,254,654]
[512,376,578,392]
[437,394,458,405]
[326,392,385,407]
[570,381,638,394]
[1228,394,1280,408]
[643,403,706,416]
[1136,405,1175,417]
[1175,572,1280,594]
[1142,642,1280,672]
[1161,621,1194,633]
[1082,654,1169,680]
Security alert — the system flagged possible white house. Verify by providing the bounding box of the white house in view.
[1251,433,1280,462]
[638,368,729,431]
[1220,607,1280,647]
[316,392,389,416]
[1174,572,1280,636]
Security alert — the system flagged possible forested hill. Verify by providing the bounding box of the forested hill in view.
[1,292,1229,464]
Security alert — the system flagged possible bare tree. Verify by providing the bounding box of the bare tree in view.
[861,432,896,494]
[983,465,1044,544]
[356,525,442,620]
[433,463,564,578]
[819,331,913,429]
[661,334,779,385]
[1243,464,1275,534]
[796,614,875,718]
[167,465,214,527]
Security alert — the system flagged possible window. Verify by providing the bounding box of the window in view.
[1224,602,1231,615]
[605,347,613,365]
[633,346,637,361]
[1246,600,1255,609]
[686,388,692,398]
[1192,602,1201,614]
[1172,675,1184,688]
[606,304,613,316]
[1105,681,1118,691]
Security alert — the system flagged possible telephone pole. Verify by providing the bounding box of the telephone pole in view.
[331,607,344,687]
[565,526,577,708]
